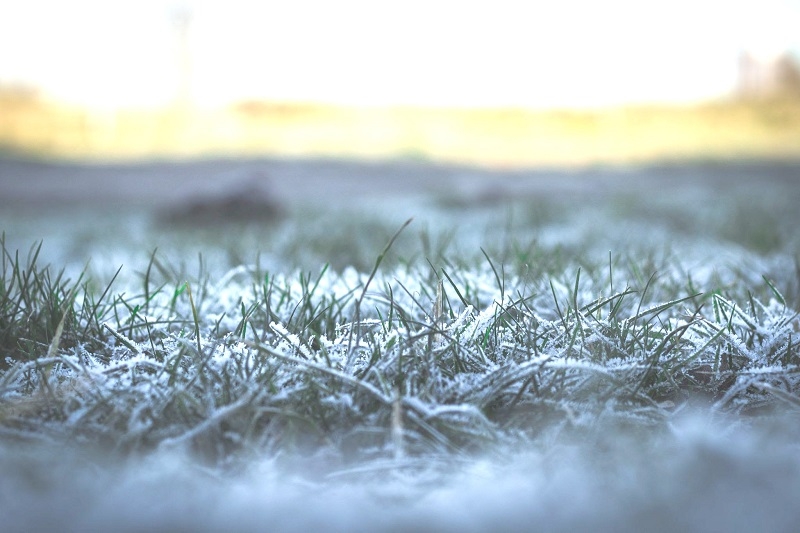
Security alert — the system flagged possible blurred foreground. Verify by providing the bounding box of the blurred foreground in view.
[4,415,800,533]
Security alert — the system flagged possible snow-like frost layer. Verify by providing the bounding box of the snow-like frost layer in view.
[3,414,799,533]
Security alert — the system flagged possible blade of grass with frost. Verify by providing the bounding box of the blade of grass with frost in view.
[38,293,75,396]
[250,341,391,404]
[392,386,404,460]
[78,264,122,339]
[751,380,800,409]
[441,268,472,309]
[481,247,505,302]
[158,387,262,451]
[346,218,412,368]
[631,318,697,396]
[185,281,202,354]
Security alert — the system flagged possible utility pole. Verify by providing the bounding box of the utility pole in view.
[167,4,194,150]
[171,5,193,114]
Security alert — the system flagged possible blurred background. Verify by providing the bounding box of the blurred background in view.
[1,0,799,166]
[1,0,800,338]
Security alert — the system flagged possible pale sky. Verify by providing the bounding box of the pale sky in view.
[1,0,799,110]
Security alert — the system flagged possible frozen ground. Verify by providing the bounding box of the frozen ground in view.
[1,156,800,532]
[2,156,799,274]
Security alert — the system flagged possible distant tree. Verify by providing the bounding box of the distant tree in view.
[0,83,40,105]
[737,51,800,100]
[170,5,193,111]
[775,54,800,97]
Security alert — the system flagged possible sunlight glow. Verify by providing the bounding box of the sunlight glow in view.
[0,0,799,109]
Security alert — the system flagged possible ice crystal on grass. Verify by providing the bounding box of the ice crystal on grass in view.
[2,238,800,477]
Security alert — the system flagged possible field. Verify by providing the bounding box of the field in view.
[2,155,800,531]
[2,86,800,166]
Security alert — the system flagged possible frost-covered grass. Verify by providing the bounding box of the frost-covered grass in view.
[2,165,800,531]
[2,221,799,465]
